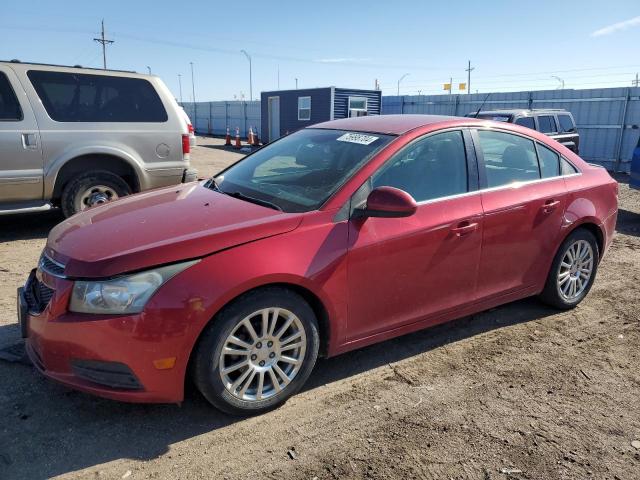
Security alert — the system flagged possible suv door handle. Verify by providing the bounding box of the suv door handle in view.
[451,221,478,237]
[541,199,560,213]
[21,133,38,150]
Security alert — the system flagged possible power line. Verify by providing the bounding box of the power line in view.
[93,19,114,69]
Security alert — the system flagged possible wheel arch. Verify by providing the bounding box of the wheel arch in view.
[562,220,605,259]
[185,281,333,390]
[48,152,142,203]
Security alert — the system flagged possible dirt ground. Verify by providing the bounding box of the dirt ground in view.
[0,138,639,480]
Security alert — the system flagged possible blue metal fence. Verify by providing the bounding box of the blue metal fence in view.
[181,87,640,172]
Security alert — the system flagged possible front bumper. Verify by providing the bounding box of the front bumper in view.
[19,271,189,403]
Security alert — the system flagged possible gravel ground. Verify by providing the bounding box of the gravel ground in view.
[0,138,638,479]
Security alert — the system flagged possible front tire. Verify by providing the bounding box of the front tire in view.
[539,228,599,309]
[61,171,131,217]
[192,287,320,415]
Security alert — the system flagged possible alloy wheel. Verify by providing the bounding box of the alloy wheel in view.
[557,239,594,301]
[219,308,307,402]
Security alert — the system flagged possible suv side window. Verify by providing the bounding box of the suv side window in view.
[0,72,23,121]
[537,143,560,178]
[372,130,468,202]
[558,114,576,133]
[27,70,168,123]
[477,130,540,187]
[515,117,535,129]
[537,115,557,134]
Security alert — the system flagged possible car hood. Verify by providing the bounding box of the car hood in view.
[46,183,302,278]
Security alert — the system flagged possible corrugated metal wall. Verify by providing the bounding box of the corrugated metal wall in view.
[382,87,640,172]
[181,101,260,137]
[333,88,382,119]
[180,87,640,171]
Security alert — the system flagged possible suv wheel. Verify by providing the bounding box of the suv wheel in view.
[192,287,319,415]
[61,171,131,217]
[539,228,599,309]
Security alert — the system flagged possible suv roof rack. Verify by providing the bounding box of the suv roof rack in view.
[1,59,136,74]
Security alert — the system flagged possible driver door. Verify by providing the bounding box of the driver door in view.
[345,129,483,341]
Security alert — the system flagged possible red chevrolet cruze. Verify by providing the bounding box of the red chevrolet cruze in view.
[18,115,618,415]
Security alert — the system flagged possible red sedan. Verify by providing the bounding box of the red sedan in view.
[18,115,618,415]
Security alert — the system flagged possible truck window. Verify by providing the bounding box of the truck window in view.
[515,117,535,129]
[558,114,576,133]
[537,115,557,134]
[0,72,23,120]
[27,70,168,123]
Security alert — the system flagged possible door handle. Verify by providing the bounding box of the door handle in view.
[21,133,38,150]
[541,199,560,213]
[451,221,478,237]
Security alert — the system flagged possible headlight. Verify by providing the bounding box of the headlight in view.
[69,260,198,314]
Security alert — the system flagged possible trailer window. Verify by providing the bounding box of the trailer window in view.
[298,96,311,121]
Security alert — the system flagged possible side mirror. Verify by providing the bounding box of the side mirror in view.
[354,186,417,219]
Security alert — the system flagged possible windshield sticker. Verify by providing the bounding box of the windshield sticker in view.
[336,133,379,145]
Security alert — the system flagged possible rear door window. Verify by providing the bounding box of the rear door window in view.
[537,115,557,134]
[27,70,168,122]
[558,114,576,133]
[476,130,540,187]
[0,72,23,121]
[515,117,535,129]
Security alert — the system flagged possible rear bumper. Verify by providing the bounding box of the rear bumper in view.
[21,274,188,403]
[182,168,198,183]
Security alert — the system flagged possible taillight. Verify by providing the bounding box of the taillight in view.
[182,134,190,155]
[188,123,194,134]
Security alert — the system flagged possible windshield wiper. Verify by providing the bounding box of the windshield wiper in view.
[223,191,282,211]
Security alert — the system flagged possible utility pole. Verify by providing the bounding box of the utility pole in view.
[93,19,114,70]
[633,73,639,87]
[240,50,253,101]
[465,60,474,94]
[190,62,196,129]
[295,78,298,89]
[277,66,280,89]
[178,74,183,104]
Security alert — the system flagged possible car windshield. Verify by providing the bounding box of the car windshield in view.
[210,129,393,212]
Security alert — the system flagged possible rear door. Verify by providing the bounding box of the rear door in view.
[346,129,483,340]
[0,65,43,203]
[473,128,567,299]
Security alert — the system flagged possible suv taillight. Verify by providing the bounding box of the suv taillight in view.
[182,134,190,155]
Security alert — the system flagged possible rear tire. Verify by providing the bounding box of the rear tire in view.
[192,287,319,416]
[61,171,131,217]
[539,228,599,309]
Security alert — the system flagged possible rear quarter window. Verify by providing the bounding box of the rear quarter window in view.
[0,72,22,120]
[537,115,557,134]
[558,114,576,133]
[27,70,168,123]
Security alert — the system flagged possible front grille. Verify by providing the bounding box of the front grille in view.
[71,359,143,390]
[39,253,66,277]
[24,274,54,314]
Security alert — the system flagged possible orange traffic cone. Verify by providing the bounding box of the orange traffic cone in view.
[224,127,231,146]
[234,127,241,149]
[252,127,260,146]
[248,126,254,146]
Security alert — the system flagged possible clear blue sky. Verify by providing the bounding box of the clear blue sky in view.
[2,0,639,101]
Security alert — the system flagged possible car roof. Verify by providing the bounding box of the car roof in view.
[312,114,486,135]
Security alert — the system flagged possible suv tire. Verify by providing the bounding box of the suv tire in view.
[61,171,131,217]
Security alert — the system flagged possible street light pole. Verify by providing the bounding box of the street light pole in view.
[190,62,196,129]
[240,50,253,101]
[146,66,151,74]
[178,74,183,104]
[397,73,409,96]
[552,75,565,89]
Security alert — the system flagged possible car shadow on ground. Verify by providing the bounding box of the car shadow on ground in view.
[616,209,640,237]
[0,210,64,243]
[0,297,557,479]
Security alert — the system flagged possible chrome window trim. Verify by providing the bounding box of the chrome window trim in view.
[414,172,582,207]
